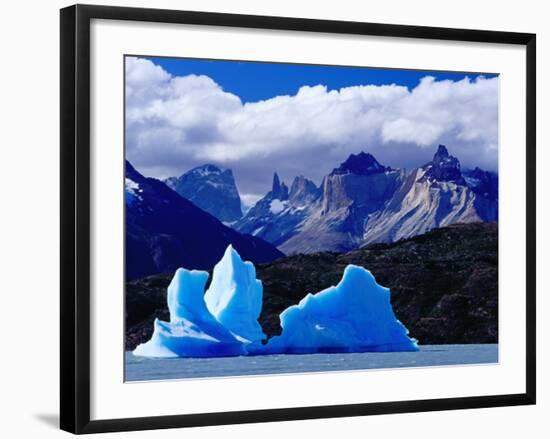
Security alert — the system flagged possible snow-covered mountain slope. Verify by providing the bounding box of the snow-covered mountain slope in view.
[165,164,242,222]
[238,145,498,255]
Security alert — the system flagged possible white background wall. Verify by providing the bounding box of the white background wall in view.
[0,0,547,437]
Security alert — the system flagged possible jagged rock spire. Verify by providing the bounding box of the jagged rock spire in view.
[423,145,464,183]
[271,172,289,200]
[272,172,281,194]
[432,145,451,164]
[289,176,319,205]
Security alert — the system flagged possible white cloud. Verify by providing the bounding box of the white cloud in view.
[125,57,498,196]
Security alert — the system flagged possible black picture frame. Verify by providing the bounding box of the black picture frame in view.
[60,4,536,434]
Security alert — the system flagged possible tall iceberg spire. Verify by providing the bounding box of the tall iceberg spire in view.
[205,245,266,343]
[133,268,246,358]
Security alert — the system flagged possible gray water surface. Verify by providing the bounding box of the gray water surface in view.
[125,344,498,382]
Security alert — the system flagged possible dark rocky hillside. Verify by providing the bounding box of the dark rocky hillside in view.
[125,222,497,350]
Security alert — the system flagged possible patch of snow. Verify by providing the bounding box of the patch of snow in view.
[269,199,287,214]
[194,168,214,177]
[464,176,481,188]
[251,226,264,236]
[125,178,142,205]
[193,165,224,178]
[125,178,139,191]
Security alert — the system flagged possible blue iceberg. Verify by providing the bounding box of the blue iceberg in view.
[205,245,266,343]
[251,265,418,355]
[133,268,246,358]
[133,246,417,358]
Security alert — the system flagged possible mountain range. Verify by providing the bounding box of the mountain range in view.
[126,144,497,278]
[235,145,498,254]
[125,161,283,280]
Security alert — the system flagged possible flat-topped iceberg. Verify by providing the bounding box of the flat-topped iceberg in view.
[133,246,417,359]
[205,245,266,343]
[253,265,418,355]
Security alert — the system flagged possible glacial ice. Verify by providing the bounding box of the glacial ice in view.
[205,245,266,343]
[251,265,418,355]
[133,246,417,359]
[133,268,246,358]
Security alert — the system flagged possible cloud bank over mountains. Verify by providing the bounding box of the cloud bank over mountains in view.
[125,56,498,198]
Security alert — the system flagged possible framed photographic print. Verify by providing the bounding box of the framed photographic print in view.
[60,4,536,434]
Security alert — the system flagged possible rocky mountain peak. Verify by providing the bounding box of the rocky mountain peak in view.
[422,144,464,183]
[289,176,319,205]
[433,144,450,162]
[164,163,243,222]
[331,151,387,176]
[193,164,224,175]
[271,172,289,200]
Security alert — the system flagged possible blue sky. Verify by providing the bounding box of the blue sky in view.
[142,56,498,103]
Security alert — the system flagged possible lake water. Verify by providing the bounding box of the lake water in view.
[125,344,498,382]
